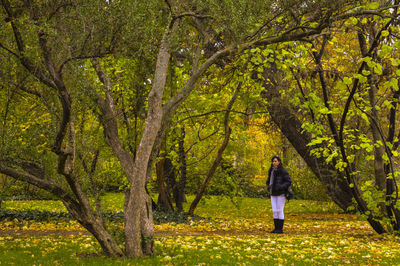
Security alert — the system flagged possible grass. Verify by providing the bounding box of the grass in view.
[1,194,400,265]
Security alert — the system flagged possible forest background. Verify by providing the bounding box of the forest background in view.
[1,0,400,260]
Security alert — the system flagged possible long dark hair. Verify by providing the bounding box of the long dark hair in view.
[268,155,283,176]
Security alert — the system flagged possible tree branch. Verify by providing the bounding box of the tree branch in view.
[0,161,79,208]
[91,58,135,181]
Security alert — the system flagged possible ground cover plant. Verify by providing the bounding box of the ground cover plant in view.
[1,194,400,265]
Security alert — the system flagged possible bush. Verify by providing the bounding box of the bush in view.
[0,208,207,224]
[286,162,330,201]
[197,160,271,198]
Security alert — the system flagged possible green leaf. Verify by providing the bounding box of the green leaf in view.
[349,17,358,25]
[319,107,332,114]
[381,30,389,37]
[347,155,355,163]
[366,155,375,161]
[366,2,380,9]
[362,70,370,76]
[343,77,352,85]
[373,64,383,75]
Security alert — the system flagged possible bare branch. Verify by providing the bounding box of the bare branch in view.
[333,5,400,22]
[174,12,212,20]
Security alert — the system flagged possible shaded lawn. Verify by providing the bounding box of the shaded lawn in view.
[1,194,400,265]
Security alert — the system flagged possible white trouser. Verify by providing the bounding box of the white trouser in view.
[270,195,286,219]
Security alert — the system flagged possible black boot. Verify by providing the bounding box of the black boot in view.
[270,219,279,233]
[275,219,284,234]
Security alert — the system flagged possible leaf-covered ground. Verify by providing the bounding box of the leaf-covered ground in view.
[1,194,400,265]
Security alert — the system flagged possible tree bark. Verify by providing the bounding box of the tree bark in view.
[357,30,386,193]
[156,158,174,211]
[91,57,156,257]
[123,18,179,256]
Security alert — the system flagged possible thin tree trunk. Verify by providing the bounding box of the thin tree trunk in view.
[359,26,400,231]
[156,158,174,211]
[189,83,240,214]
[358,30,387,193]
[175,126,187,212]
[312,36,385,233]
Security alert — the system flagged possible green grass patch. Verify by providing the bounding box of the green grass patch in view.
[0,234,399,265]
[1,194,398,265]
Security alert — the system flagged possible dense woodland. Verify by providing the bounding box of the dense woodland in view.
[1,0,400,258]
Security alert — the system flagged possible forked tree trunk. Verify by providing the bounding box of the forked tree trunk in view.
[92,65,157,257]
[124,19,176,257]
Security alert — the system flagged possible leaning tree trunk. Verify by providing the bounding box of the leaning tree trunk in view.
[260,68,355,211]
[0,160,124,257]
[53,80,125,256]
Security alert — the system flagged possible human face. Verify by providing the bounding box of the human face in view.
[272,158,280,167]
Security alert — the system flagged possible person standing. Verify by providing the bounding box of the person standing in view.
[266,155,291,234]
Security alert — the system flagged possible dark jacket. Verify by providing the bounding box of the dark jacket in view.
[266,166,291,196]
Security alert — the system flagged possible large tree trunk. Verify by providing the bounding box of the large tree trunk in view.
[140,192,155,255]
[124,19,176,256]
